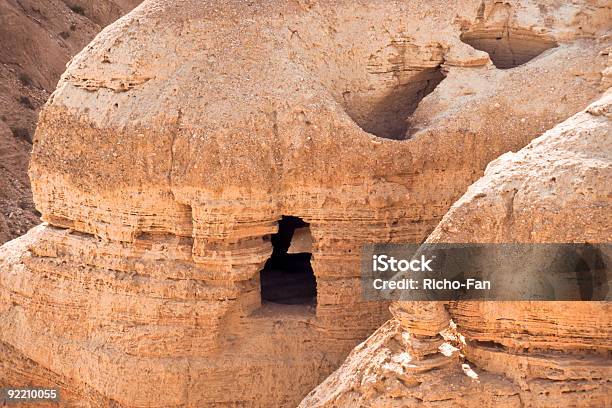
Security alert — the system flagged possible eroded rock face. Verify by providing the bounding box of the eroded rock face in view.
[0,0,142,243]
[300,93,612,407]
[1,0,610,406]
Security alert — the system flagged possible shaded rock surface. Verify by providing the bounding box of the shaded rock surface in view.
[0,0,610,406]
[300,92,612,407]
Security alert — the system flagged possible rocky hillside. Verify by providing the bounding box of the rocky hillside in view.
[300,91,612,407]
[0,0,141,243]
[0,0,610,406]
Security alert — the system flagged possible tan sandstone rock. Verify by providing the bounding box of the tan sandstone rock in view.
[1,0,610,406]
[300,92,612,407]
[0,0,142,244]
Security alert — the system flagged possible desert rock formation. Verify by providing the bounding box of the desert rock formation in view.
[0,0,141,243]
[1,0,611,406]
[300,92,612,407]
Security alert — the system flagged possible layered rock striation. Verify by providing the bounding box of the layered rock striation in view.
[301,92,612,407]
[1,0,610,406]
[0,0,142,243]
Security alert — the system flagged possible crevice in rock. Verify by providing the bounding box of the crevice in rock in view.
[569,244,608,301]
[470,339,508,351]
[342,66,445,140]
[260,216,317,306]
[460,27,557,69]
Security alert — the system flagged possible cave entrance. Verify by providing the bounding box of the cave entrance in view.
[460,28,557,69]
[260,216,317,305]
[343,67,445,140]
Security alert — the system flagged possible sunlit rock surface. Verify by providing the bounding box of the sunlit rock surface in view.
[301,92,611,408]
[1,0,610,406]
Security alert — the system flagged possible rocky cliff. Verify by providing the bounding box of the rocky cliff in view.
[0,0,610,406]
[300,92,612,407]
[0,0,141,243]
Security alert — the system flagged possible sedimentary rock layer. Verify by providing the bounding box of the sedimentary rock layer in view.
[301,92,612,408]
[0,0,142,243]
[1,0,610,406]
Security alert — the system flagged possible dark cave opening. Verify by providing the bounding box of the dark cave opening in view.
[460,27,557,69]
[572,244,608,301]
[343,67,445,140]
[260,216,317,305]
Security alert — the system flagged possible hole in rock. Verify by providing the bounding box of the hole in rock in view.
[460,27,557,69]
[572,244,608,301]
[260,216,317,305]
[343,67,444,140]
